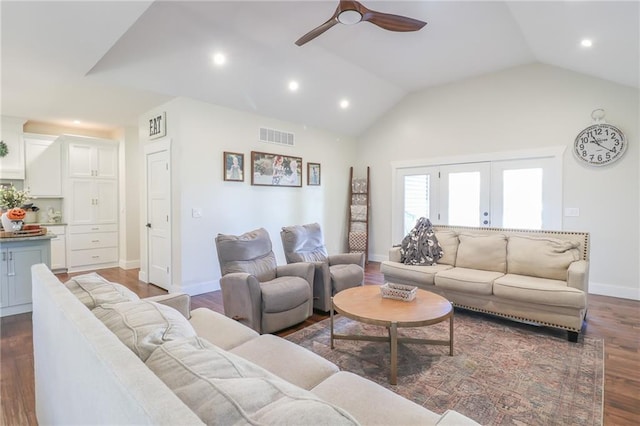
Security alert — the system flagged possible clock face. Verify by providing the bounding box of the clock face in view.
[574,123,627,166]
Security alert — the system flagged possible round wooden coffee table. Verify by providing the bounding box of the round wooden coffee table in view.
[331,285,453,385]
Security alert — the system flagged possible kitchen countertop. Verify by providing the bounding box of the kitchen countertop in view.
[0,233,55,242]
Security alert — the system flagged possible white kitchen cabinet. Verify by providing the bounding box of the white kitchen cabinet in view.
[0,116,27,180]
[67,224,118,271]
[0,237,52,316]
[68,179,118,225]
[67,138,118,179]
[48,225,66,271]
[24,134,62,197]
[61,135,119,273]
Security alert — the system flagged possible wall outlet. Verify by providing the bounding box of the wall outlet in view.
[192,208,203,218]
[564,207,580,217]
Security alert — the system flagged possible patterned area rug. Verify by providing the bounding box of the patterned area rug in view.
[286,310,603,425]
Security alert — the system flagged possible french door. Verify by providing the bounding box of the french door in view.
[395,157,560,242]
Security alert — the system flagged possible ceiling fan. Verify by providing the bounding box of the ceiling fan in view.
[295,0,427,46]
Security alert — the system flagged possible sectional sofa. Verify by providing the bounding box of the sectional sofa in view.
[32,263,479,425]
[381,225,590,341]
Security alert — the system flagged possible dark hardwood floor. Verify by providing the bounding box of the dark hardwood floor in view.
[1,264,638,425]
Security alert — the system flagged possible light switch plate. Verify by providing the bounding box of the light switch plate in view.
[192,208,203,218]
[564,208,580,217]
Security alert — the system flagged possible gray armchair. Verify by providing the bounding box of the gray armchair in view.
[215,228,314,334]
[280,223,364,312]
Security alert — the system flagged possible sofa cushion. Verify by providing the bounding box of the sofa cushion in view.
[434,267,504,295]
[230,334,339,390]
[435,230,459,266]
[93,300,196,361]
[507,235,580,281]
[330,264,364,293]
[189,307,259,350]
[312,371,441,425]
[146,336,358,426]
[455,233,507,273]
[381,261,453,286]
[64,272,139,309]
[494,274,586,308]
[260,276,310,313]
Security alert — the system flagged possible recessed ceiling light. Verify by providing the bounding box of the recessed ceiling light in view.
[288,80,299,92]
[339,99,350,109]
[581,39,593,48]
[212,53,226,66]
[73,120,81,124]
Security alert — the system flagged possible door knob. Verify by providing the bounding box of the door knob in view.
[146,223,152,228]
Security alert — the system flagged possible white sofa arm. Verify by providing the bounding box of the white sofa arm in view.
[389,246,402,262]
[436,410,482,425]
[567,260,589,292]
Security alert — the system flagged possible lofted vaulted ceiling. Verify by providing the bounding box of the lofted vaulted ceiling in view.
[1,1,638,136]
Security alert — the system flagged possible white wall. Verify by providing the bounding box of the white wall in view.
[118,126,141,269]
[139,97,358,295]
[357,63,639,300]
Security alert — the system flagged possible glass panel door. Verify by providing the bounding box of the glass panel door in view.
[439,163,491,227]
[491,157,561,229]
[394,166,438,242]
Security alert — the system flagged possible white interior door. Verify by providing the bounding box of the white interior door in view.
[146,149,171,290]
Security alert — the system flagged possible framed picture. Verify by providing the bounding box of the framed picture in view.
[223,152,244,182]
[251,151,302,187]
[307,163,321,186]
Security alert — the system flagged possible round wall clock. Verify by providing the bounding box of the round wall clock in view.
[574,112,626,166]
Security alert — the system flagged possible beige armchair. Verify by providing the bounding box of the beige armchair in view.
[281,223,364,312]
[215,228,314,334]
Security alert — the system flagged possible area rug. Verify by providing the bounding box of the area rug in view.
[285,310,603,426]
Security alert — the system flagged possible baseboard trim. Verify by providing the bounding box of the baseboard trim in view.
[119,259,140,270]
[172,279,220,296]
[589,281,640,301]
[369,253,387,263]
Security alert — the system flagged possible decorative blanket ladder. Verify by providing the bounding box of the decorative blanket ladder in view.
[348,166,370,263]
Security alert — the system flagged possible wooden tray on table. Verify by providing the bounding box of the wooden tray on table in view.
[0,226,47,238]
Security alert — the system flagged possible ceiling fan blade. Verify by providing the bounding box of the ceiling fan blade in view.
[362,11,427,32]
[295,18,339,46]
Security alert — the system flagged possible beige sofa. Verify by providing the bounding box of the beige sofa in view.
[32,263,479,425]
[381,225,590,342]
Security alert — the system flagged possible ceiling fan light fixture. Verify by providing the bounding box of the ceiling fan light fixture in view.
[338,10,362,25]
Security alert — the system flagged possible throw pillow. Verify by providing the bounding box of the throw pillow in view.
[507,235,580,280]
[93,300,196,362]
[146,336,359,426]
[456,233,508,273]
[64,273,139,309]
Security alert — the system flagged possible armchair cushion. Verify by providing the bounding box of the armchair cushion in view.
[261,277,311,313]
[281,222,329,263]
[330,264,365,293]
[216,228,277,282]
